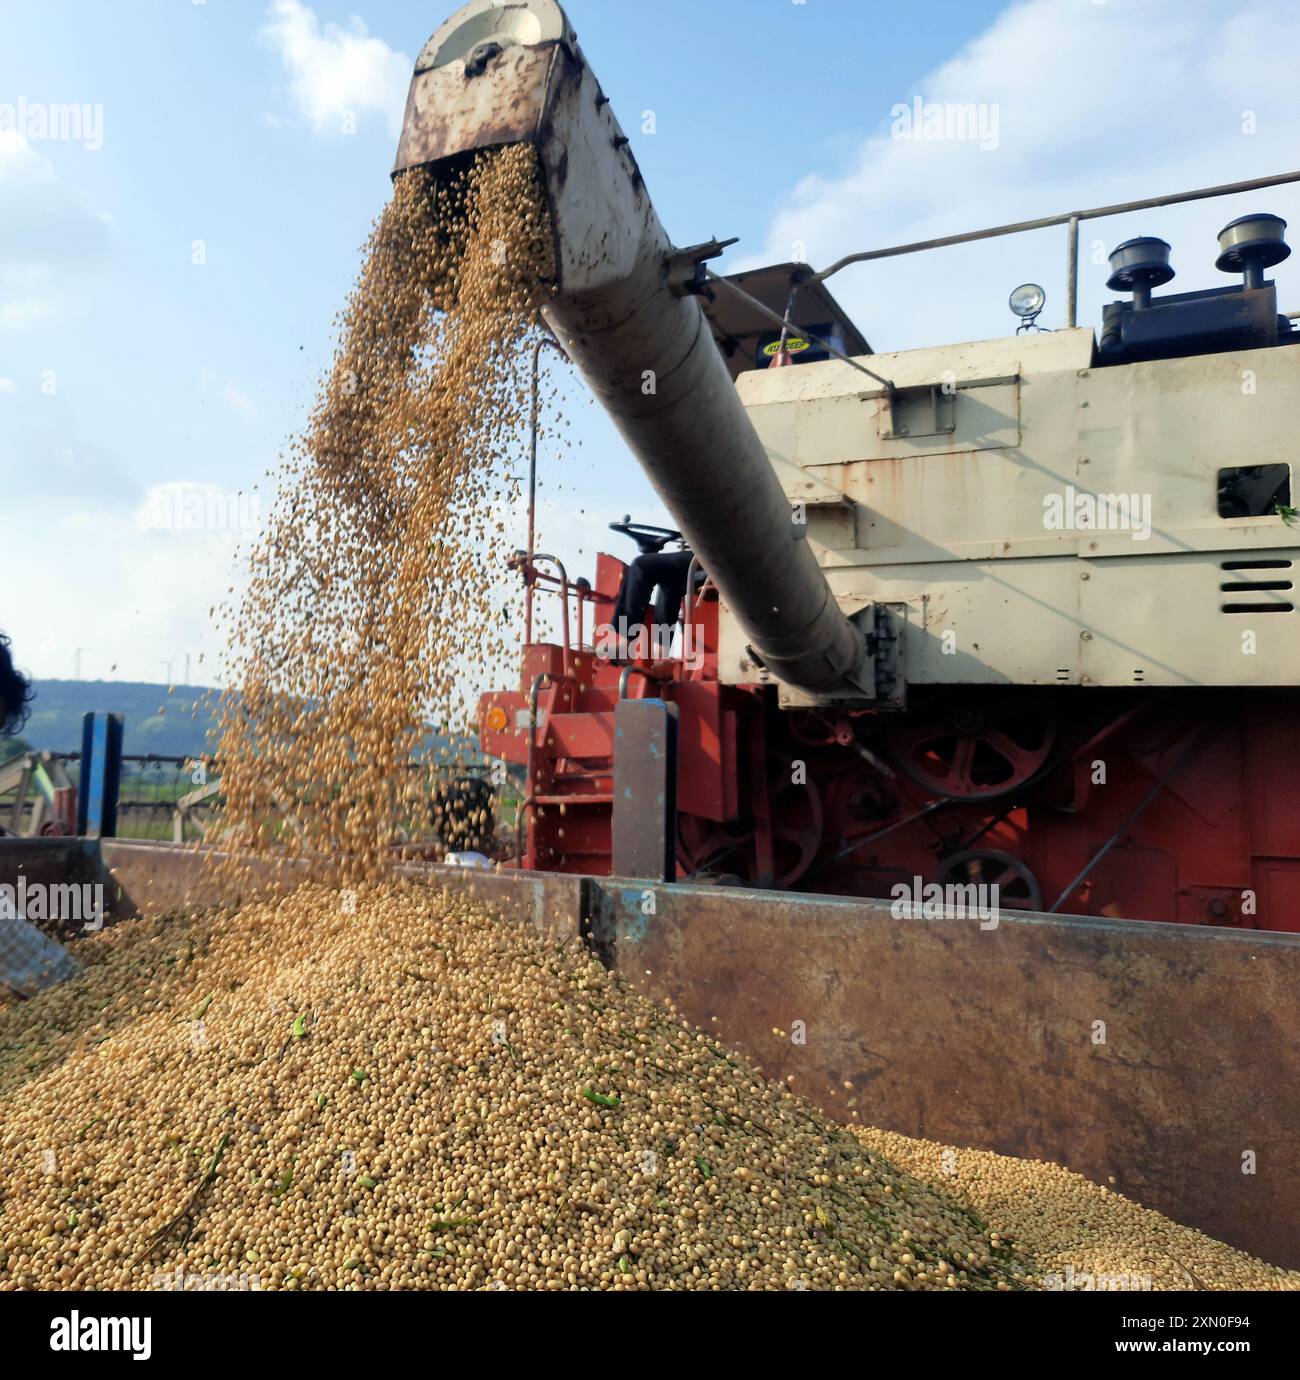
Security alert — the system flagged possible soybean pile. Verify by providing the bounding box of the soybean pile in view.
[3,883,1296,1292]
[853,1129,1297,1292]
[213,145,555,879]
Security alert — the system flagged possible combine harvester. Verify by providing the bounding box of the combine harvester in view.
[4,0,1299,1272]
[440,5,1300,923]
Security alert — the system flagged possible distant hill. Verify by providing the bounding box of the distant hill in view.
[8,679,483,768]
[15,680,219,759]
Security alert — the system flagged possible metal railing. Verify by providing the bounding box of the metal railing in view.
[709,171,1300,364]
[524,335,573,645]
[801,169,1300,330]
[0,751,222,841]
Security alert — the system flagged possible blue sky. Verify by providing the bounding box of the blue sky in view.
[2,0,1298,685]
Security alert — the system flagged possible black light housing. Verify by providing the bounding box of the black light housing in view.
[1216,213,1290,289]
[1106,236,1175,309]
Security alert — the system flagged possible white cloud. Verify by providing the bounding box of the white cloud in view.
[9,479,262,682]
[0,130,111,331]
[261,0,410,137]
[133,481,263,537]
[3,432,136,516]
[196,366,259,419]
[0,377,15,394]
[6,499,248,684]
[222,381,257,419]
[736,0,1300,353]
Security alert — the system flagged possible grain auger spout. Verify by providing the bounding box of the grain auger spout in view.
[393,0,871,697]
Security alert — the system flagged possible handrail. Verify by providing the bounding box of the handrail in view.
[527,554,571,676]
[681,555,702,627]
[618,665,662,700]
[525,336,571,643]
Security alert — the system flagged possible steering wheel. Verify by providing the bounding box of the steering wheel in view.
[608,516,682,555]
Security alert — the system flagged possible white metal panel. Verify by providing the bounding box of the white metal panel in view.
[721,329,1300,691]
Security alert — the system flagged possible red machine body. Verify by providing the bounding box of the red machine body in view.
[478,553,1300,933]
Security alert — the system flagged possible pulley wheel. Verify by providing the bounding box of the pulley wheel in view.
[935,848,1043,911]
[887,702,1055,801]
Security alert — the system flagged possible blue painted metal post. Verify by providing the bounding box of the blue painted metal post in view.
[76,712,123,838]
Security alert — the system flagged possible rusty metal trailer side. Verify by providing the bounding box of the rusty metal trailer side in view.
[585,879,1300,1270]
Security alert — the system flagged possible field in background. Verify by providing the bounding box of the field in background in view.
[0,747,520,849]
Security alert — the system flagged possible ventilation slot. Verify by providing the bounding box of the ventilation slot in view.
[1221,559,1292,571]
[1221,602,1294,614]
[1055,668,1071,682]
[1220,580,1293,593]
